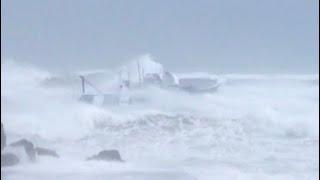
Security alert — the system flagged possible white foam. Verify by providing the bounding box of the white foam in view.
[1,57,318,180]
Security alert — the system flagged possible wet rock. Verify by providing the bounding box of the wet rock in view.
[10,139,36,162]
[1,122,6,151]
[87,150,124,162]
[35,147,60,158]
[1,153,20,167]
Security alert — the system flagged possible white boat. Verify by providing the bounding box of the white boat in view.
[79,56,221,106]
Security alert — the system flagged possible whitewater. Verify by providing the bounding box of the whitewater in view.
[1,58,319,180]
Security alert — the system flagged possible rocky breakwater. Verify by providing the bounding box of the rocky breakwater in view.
[1,122,60,167]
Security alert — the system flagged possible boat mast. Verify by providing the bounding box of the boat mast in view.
[80,76,86,94]
[141,62,144,84]
[79,75,104,95]
[137,60,141,85]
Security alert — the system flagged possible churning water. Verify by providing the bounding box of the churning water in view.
[1,60,319,180]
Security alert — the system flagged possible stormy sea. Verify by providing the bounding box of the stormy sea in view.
[1,58,319,180]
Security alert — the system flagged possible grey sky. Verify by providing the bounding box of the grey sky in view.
[1,0,319,74]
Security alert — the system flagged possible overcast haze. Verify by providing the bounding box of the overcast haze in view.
[1,0,319,74]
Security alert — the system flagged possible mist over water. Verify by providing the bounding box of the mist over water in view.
[1,58,319,180]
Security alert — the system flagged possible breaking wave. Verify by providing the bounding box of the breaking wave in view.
[1,58,319,180]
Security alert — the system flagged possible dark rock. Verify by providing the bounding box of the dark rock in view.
[35,147,59,158]
[10,139,34,148]
[1,153,20,167]
[1,122,6,151]
[1,122,7,152]
[10,139,36,162]
[87,150,124,162]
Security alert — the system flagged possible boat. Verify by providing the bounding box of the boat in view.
[79,56,221,106]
